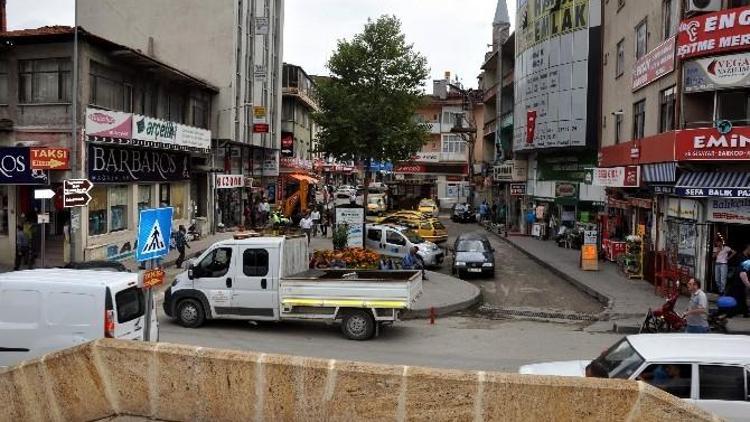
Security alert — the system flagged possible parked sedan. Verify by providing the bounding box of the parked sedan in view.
[451,203,475,223]
[451,233,495,277]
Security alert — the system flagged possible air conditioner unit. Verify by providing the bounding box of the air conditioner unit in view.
[686,0,721,13]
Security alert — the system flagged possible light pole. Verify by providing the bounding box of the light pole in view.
[448,85,478,206]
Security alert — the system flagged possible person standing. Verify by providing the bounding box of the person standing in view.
[300,213,313,244]
[174,225,191,268]
[320,210,330,237]
[401,246,427,280]
[15,225,30,271]
[728,244,750,317]
[712,239,735,295]
[311,207,321,237]
[684,278,709,333]
[261,198,271,226]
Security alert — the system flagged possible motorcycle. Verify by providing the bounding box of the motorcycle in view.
[640,282,730,334]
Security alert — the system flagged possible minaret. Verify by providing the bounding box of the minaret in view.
[493,0,511,48]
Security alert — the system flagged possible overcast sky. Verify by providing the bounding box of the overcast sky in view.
[6,0,516,88]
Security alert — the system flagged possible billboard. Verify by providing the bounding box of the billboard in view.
[514,0,601,151]
[632,36,676,91]
[677,6,750,60]
[684,52,750,93]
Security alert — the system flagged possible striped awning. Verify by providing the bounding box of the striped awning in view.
[642,162,676,183]
[676,171,750,189]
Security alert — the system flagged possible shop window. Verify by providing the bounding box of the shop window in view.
[109,185,128,232]
[89,186,108,236]
[635,20,648,60]
[168,92,186,123]
[19,58,72,103]
[662,0,676,40]
[0,61,8,104]
[190,95,209,128]
[138,185,152,212]
[699,365,746,401]
[159,184,171,208]
[170,183,186,220]
[632,100,646,140]
[615,39,625,78]
[683,91,714,128]
[717,90,750,126]
[0,187,8,235]
[659,86,676,133]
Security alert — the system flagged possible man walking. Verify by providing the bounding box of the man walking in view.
[300,212,313,244]
[402,246,427,280]
[729,244,750,317]
[175,225,191,268]
[684,278,709,333]
[311,207,321,237]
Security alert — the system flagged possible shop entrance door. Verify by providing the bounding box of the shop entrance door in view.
[16,185,66,267]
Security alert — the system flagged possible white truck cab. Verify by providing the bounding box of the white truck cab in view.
[164,233,423,340]
[0,269,158,369]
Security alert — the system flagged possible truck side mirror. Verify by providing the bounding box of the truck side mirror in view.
[188,264,195,280]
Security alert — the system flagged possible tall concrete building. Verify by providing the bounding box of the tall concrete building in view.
[78,0,284,228]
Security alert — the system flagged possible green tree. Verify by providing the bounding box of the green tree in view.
[314,15,430,169]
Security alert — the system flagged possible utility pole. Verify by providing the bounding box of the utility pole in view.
[449,84,478,206]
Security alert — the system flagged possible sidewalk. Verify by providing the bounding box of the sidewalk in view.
[495,233,681,329]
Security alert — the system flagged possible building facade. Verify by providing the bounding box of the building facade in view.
[599,0,750,290]
[78,0,284,230]
[511,0,605,237]
[0,27,216,266]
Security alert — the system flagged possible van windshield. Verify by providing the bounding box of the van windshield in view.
[115,287,145,323]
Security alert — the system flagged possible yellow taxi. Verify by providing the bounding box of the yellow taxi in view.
[376,211,447,243]
[417,199,439,217]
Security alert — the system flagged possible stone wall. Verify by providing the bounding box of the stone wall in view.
[0,339,719,421]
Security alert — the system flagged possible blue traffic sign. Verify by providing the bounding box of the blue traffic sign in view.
[136,207,173,262]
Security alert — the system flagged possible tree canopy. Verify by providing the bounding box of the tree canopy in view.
[313,15,430,164]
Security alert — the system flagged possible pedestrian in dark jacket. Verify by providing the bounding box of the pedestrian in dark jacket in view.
[15,225,30,271]
[175,225,191,268]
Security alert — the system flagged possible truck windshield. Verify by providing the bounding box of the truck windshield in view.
[590,338,645,379]
[403,230,424,244]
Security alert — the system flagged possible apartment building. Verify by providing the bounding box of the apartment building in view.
[598,0,750,290]
[78,0,284,229]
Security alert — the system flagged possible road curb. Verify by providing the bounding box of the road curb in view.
[402,282,482,319]
[488,228,614,317]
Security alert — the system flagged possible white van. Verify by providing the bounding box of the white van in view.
[0,269,158,369]
[365,224,444,267]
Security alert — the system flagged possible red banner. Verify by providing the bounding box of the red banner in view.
[526,110,537,144]
[632,37,676,91]
[677,6,750,60]
[676,126,750,161]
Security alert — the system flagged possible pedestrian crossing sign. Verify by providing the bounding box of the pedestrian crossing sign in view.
[136,207,173,262]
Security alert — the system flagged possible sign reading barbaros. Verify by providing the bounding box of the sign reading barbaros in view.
[87,144,191,183]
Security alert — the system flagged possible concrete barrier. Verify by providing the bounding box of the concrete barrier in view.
[0,339,719,421]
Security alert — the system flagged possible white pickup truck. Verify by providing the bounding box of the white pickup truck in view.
[163,233,422,340]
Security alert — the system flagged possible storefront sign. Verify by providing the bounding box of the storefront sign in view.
[652,185,675,195]
[63,179,93,208]
[584,230,598,245]
[494,160,528,182]
[253,123,270,133]
[684,51,750,92]
[537,152,598,182]
[510,183,526,196]
[87,144,191,183]
[676,126,750,160]
[30,147,70,170]
[253,106,267,123]
[414,152,440,162]
[677,6,750,60]
[255,17,269,35]
[394,164,426,173]
[588,166,640,187]
[85,108,132,139]
[667,197,699,220]
[280,156,313,171]
[555,182,578,198]
[708,198,750,224]
[581,244,598,271]
[633,36,676,91]
[142,268,166,289]
[335,207,365,247]
[131,114,211,151]
[676,187,750,198]
[215,174,244,189]
[0,148,48,184]
[281,133,294,157]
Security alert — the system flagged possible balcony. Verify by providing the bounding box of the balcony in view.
[483,83,498,103]
[483,118,497,137]
[282,86,320,112]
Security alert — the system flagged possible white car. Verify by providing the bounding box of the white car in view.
[0,269,158,369]
[365,223,443,267]
[519,334,750,421]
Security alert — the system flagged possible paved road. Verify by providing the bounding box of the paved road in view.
[158,312,619,372]
[437,219,604,316]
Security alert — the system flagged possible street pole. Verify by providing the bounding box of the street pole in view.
[70,0,79,263]
[143,258,154,342]
[40,199,46,268]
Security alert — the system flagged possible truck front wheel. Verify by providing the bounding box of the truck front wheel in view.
[341,309,375,340]
[176,298,205,328]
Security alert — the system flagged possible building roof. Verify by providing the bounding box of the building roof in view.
[493,0,510,25]
[0,26,218,93]
[627,334,750,364]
